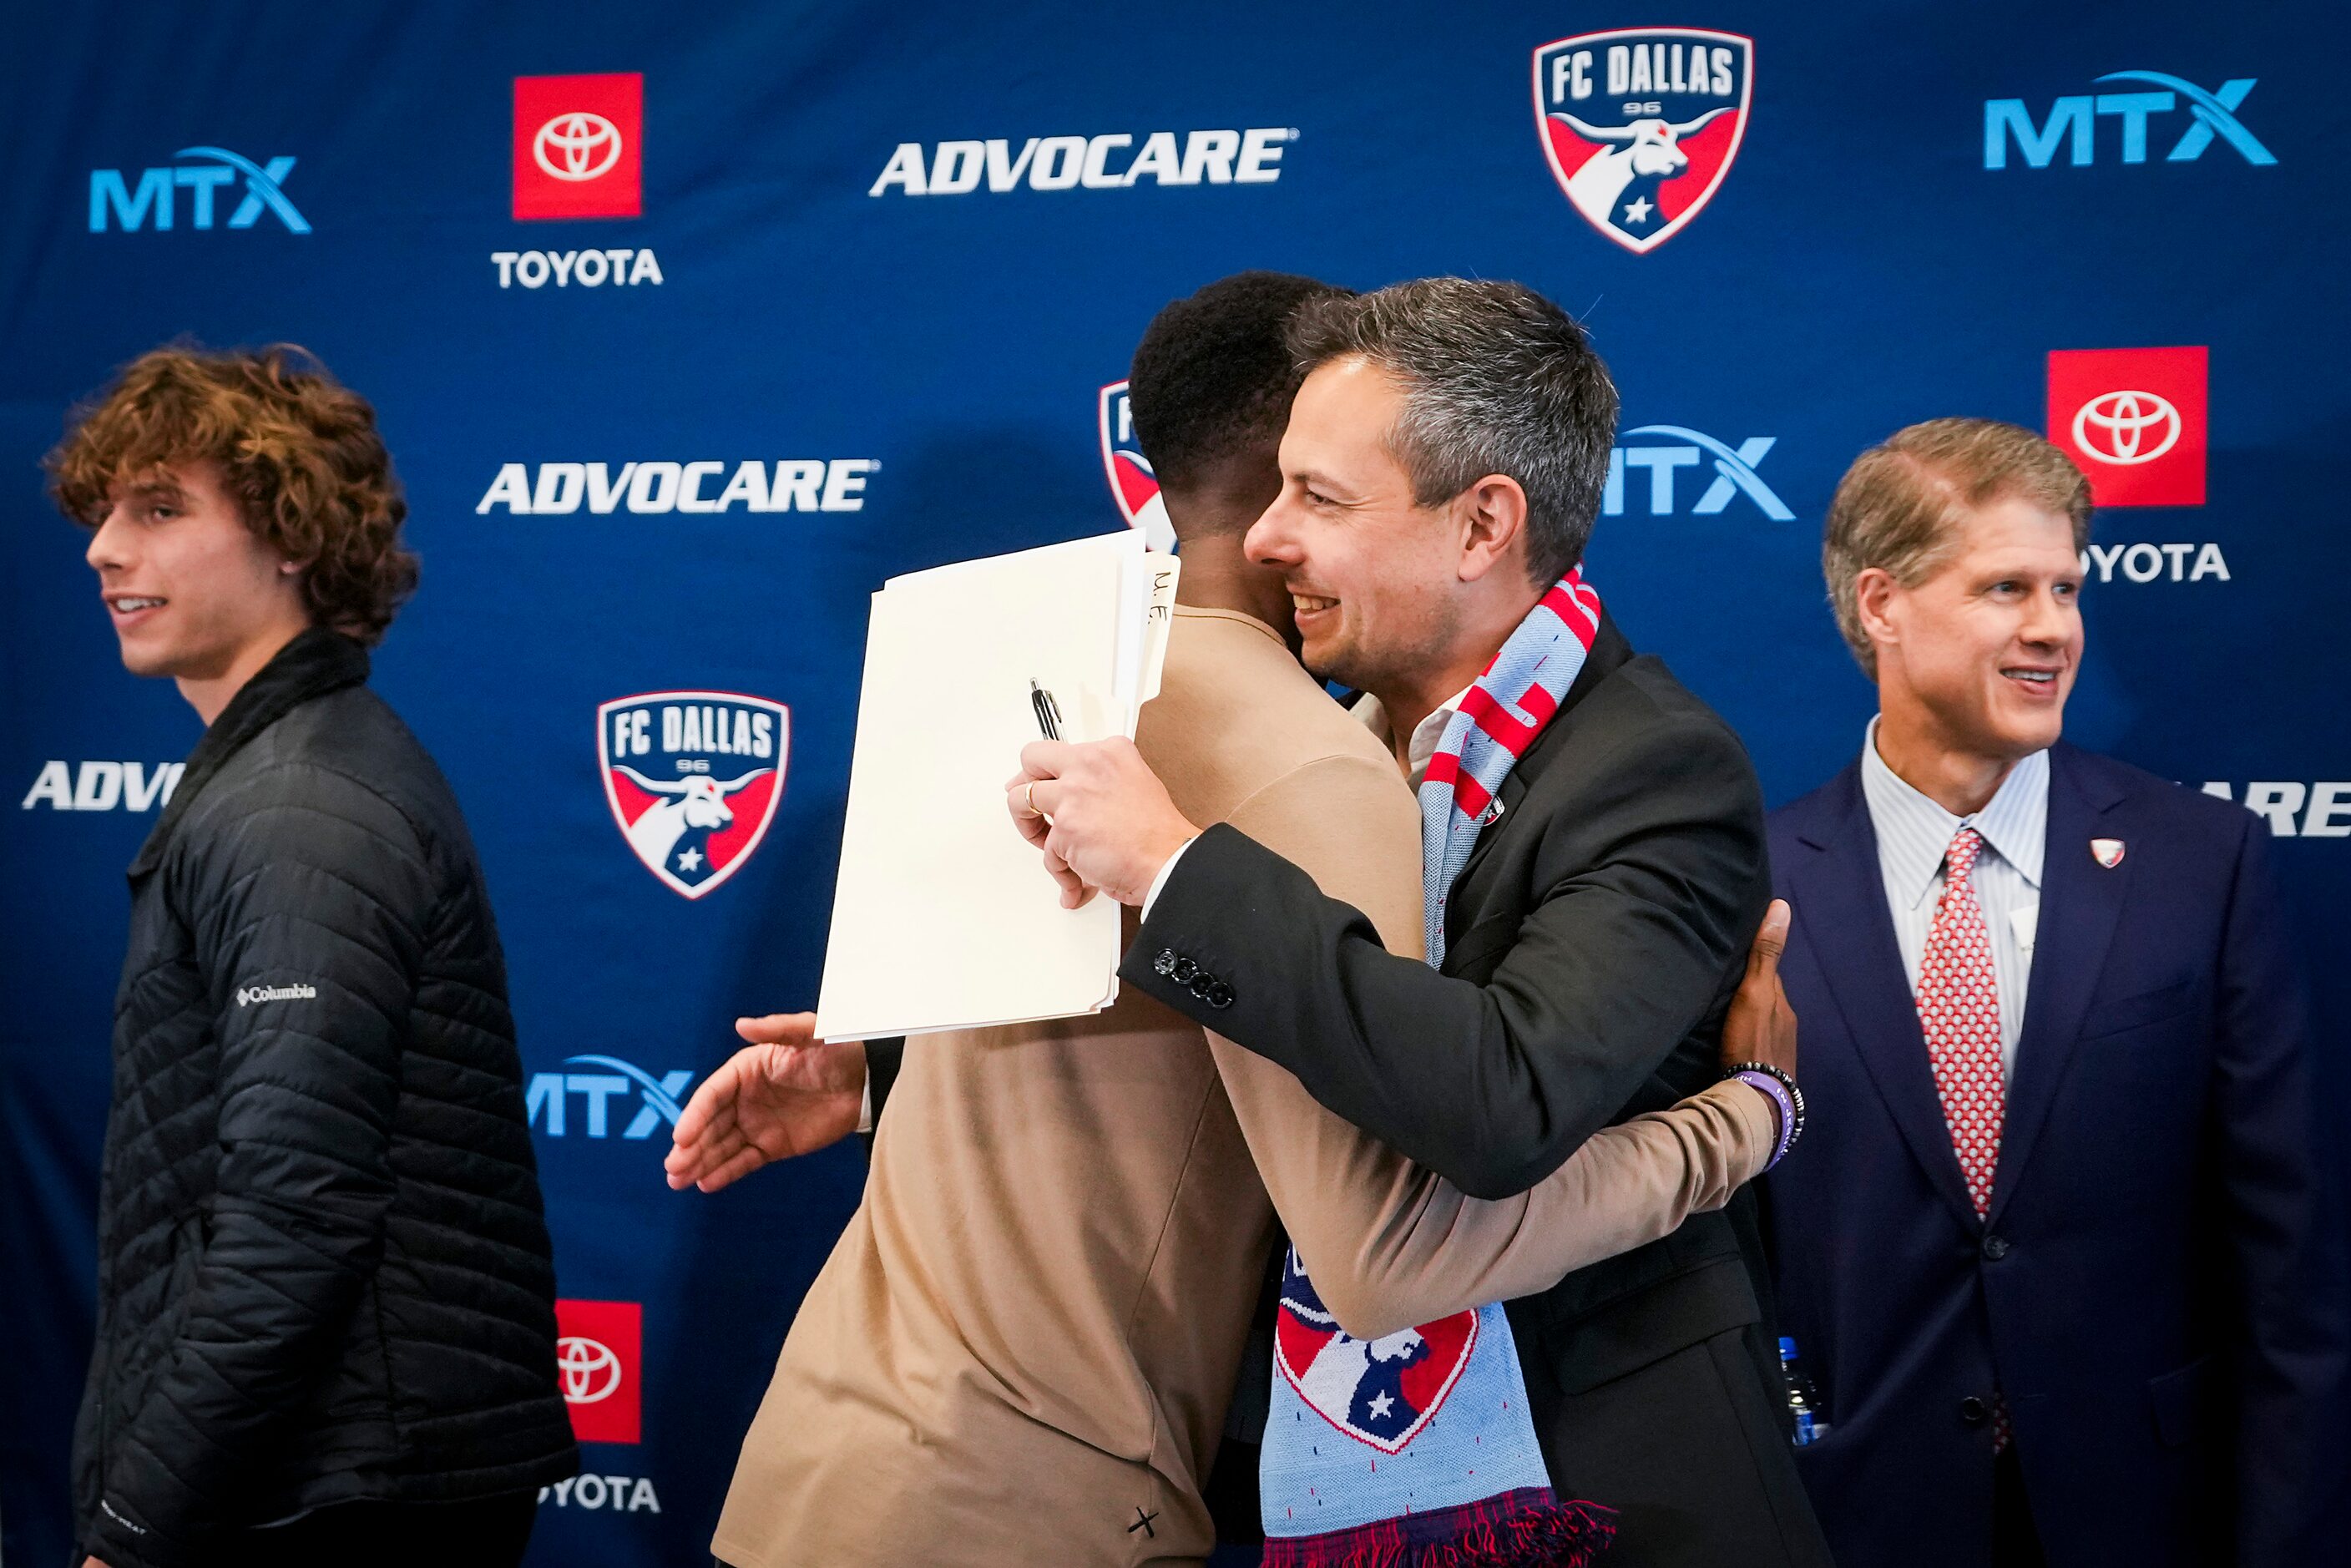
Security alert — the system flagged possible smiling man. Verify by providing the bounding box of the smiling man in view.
[685,274,1801,1568]
[49,346,574,1568]
[1013,278,1830,1566]
[1761,419,2346,1568]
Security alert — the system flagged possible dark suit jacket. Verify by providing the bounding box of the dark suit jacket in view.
[1129,615,1833,1568]
[1763,743,2348,1568]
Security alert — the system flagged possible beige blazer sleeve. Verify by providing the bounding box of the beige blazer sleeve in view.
[1216,753,1777,1342]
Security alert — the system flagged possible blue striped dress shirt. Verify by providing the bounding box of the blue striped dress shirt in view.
[1858,722,2050,1084]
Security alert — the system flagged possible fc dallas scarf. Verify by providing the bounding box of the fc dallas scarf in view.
[1261,571,1614,1568]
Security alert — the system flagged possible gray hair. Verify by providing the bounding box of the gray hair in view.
[1286,278,1620,584]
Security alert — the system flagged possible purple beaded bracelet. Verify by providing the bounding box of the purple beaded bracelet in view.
[1728,1065,1802,1171]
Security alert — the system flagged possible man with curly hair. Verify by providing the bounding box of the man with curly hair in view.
[50,345,577,1568]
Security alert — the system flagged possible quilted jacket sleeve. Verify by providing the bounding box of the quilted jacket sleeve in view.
[87,761,429,1568]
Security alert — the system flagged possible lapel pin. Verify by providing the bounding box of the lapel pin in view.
[2091,837,2126,869]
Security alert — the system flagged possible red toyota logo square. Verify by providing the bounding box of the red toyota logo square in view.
[513,73,642,220]
[554,1298,642,1444]
[2046,346,2207,508]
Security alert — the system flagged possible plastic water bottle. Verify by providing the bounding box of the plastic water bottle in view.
[1780,1336,1830,1446]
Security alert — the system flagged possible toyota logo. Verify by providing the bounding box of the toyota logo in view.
[2071,389,2182,467]
[534,112,624,182]
[556,1334,624,1404]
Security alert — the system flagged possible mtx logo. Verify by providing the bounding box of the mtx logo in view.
[1533,28,1752,253]
[1098,382,1173,552]
[871,128,1295,195]
[554,1299,641,1444]
[599,691,787,897]
[514,73,642,219]
[89,148,308,233]
[20,761,183,812]
[1985,73,2274,169]
[527,1055,694,1140]
[1604,426,1792,518]
[2046,347,2207,507]
[476,460,875,514]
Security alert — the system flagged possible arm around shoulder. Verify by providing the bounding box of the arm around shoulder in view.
[1129,705,1768,1199]
[1255,1065,1777,1341]
[1185,746,1778,1338]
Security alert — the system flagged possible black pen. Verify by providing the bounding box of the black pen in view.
[1029,679,1061,741]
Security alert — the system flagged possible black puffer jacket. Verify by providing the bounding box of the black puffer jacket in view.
[73,630,576,1568]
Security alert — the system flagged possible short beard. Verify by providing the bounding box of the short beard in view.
[1305,595,1460,700]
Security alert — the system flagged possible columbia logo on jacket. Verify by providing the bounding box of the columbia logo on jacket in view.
[235,983,316,1007]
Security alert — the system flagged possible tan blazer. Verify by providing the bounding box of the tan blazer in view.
[712,606,1773,1568]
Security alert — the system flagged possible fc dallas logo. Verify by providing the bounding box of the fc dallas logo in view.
[1532,28,1754,253]
[1272,1250,1475,1453]
[597,691,787,899]
[1098,381,1175,551]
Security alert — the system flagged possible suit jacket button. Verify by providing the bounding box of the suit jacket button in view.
[1958,1396,1989,1426]
[1206,981,1234,1009]
[1152,949,1177,977]
[1982,1234,2010,1262]
[1171,957,1199,984]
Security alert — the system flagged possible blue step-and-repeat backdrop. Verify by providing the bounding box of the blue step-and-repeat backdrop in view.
[3,3,2343,1563]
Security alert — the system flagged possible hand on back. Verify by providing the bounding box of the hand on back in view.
[665,1014,867,1193]
[1721,899,1797,1082]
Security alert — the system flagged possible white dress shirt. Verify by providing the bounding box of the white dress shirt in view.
[1352,687,1474,788]
[1858,721,2049,1083]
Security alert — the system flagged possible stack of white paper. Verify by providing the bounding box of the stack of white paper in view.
[815,531,1179,1043]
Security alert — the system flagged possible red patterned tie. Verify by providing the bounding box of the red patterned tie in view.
[1916,827,2011,1448]
[1919,827,2005,1213]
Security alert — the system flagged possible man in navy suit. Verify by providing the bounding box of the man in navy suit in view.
[1763,417,2346,1567]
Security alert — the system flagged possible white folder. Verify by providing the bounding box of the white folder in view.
[816,531,1177,1042]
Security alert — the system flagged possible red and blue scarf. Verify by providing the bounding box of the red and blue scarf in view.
[1260,571,1611,1567]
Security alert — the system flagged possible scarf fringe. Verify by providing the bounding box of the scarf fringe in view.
[1264,1497,1617,1568]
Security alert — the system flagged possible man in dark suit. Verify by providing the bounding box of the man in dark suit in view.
[1762,417,2347,1566]
[1011,278,1830,1566]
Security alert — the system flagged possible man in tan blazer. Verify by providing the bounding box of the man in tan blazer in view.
[670,274,1793,1567]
